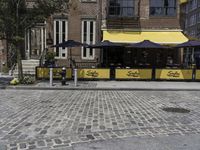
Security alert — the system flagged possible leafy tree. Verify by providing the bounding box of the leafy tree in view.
[0,0,68,81]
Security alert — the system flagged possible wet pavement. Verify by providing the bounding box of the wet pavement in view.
[0,90,200,149]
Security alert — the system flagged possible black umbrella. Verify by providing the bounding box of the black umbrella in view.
[87,40,123,48]
[87,40,123,67]
[127,40,168,49]
[52,40,87,67]
[52,40,87,48]
[175,40,200,48]
[175,40,200,67]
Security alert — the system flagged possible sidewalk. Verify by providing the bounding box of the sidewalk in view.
[4,80,200,90]
[72,133,200,150]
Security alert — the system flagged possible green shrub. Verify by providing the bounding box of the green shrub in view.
[45,51,55,61]
[21,76,35,84]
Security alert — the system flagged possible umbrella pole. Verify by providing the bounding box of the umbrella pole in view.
[69,48,72,68]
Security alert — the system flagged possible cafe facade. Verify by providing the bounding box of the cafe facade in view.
[24,0,200,81]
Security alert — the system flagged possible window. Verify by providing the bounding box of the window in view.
[150,0,177,16]
[189,0,197,10]
[53,19,68,59]
[198,12,200,23]
[108,0,135,17]
[25,25,46,59]
[189,14,196,26]
[185,18,188,28]
[189,30,196,38]
[81,20,96,59]
[81,0,96,2]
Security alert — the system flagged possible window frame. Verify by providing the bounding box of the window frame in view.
[149,0,177,17]
[108,0,135,17]
[81,20,96,60]
[53,19,68,59]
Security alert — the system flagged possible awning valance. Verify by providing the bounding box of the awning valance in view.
[179,0,188,4]
[103,30,188,44]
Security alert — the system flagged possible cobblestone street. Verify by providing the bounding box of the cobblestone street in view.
[1,90,200,149]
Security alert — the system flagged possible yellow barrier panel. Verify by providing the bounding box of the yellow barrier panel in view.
[115,69,152,79]
[195,70,200,80]
[78,69,110,79]
[156,69,193,80]
[36,67,72,79]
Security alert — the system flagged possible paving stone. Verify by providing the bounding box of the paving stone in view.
[86,135,95,140]
[54,139,62,145]
[53,144,70,148]
[19,143,26,149]
[40,130,47,135]
[28,145,36,149]
[37,140,46,147]
[1,90,200,149]
[10,143,17,147]
[24,123,32,127]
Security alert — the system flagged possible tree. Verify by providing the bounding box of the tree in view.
[0,0,68,81]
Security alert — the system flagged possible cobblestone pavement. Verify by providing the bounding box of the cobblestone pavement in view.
[35,81,97,88]
[1,90,200,149]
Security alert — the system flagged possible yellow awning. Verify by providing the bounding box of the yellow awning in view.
[103,30,188,44]
[179,0,188,4]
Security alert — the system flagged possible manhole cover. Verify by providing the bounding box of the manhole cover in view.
[162,107,190,113]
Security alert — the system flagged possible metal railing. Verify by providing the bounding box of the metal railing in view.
[39,48,47,67]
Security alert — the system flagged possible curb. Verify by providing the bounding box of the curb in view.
[0,86,6,89]
[4,86,200,91]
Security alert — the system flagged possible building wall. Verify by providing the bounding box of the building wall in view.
[103,0,181,30]
[183,0,200,39]
[46,0,102,68]
[25,0,184,68]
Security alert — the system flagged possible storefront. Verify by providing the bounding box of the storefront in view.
[102,30,188,68]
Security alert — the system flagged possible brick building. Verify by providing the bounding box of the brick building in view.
[25,0,102,68]
[180,0,200,67]
[24,0,188,70]
[183,0,200,39]
[101,0,187,68]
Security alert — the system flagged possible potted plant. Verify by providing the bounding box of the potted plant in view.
[45,52,56,67]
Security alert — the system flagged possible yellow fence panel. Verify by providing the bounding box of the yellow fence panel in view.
[156,69,193,80]
[78,69,110,79]
[115,69,152,79]
[195,70,200,80]
[36,67,72,79]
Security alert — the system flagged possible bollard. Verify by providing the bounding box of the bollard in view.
[50,68,53,86]
[74,68,77,87]
[61,67,66,85]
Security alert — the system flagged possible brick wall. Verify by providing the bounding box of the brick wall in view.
[103,0,181,30]
[46,0,102,67]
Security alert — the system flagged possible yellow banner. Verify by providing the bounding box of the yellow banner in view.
[179,0,188,4]
[156,69,193,80]
[36,67,72,79]
[78,69,110,79]
[195,70,200,80]
[115,69,152,79]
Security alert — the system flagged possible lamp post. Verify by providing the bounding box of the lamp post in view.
[15,0,23,80]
